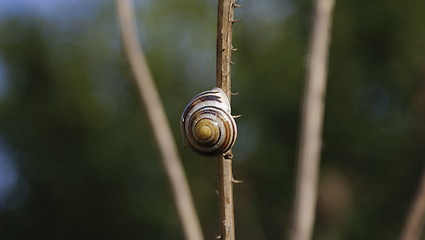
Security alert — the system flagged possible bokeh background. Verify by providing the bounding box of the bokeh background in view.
[0,0,424,239]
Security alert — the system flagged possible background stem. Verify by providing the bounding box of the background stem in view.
[115,1,204,240]
[291,0,336,239]
[400,169,425,240]
[216,0,236,239]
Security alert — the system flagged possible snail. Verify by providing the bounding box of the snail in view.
[181,87,237,157]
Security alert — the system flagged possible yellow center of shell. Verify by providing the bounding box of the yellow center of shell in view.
[195,119,216,141]
[197,125,211,140]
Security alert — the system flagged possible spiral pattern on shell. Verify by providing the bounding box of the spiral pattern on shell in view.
[181,87,237,157]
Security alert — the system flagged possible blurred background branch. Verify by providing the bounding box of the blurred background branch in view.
[291,0,336,239]
[400,169,425,240]
[115,1,204,240]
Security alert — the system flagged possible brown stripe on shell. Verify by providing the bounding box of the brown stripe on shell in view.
[192,89,220,99]
[181,94,222,124]
[219,110,235,154]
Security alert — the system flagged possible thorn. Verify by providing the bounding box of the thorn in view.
[231,92,239,96]
[232,115,242,119]
[216,235,222,239]
[224,152,233,160]
[232,19,243,24]
[230,61,236,65]
[232,178,244,184]
[232,47,238,51]
[215,190,219,196]
[233,4,243,8]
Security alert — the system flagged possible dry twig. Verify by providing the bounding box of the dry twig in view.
[291,0,336,240]
[115,1,204,240]
[216,0,238,239]
[400,169,425,240]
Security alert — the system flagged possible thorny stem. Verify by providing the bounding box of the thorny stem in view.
[115,1,204,240]
[291,0,336,240]
[216,0,238,239]
[217,0,235,98]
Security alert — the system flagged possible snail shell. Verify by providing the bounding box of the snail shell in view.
[181,87,237,157]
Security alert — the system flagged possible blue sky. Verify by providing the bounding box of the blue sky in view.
[0,0,110,31]
[0,0,94,19]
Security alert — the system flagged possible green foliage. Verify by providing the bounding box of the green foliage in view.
[0,0,424,239]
